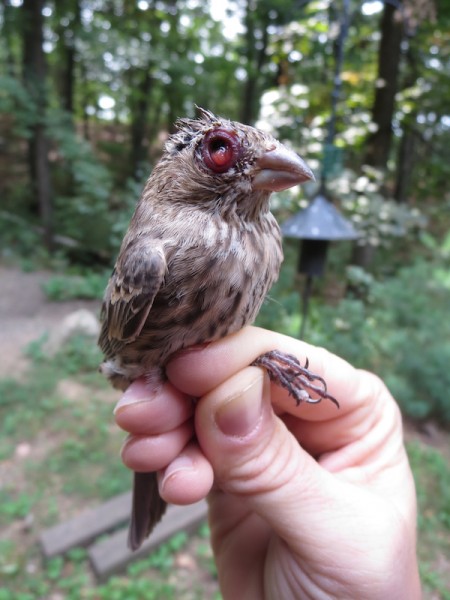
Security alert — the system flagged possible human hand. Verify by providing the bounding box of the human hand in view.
[115,326,420,599]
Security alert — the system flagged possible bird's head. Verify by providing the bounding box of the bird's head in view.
[150,108,314,221]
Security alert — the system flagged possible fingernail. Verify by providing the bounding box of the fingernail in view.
[160,455,195,491]
[113,379,158,414]
[215,374,264,438]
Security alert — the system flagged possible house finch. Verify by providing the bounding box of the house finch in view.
[99,108,337,551]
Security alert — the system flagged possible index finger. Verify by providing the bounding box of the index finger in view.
[166,326,401,461]
[167,325,360,419]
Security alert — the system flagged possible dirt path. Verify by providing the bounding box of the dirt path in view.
[0,265,101,378]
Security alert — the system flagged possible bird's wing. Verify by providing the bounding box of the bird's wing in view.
[100,240,166,345]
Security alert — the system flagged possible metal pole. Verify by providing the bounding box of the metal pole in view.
[322,0,351,187]
[300,274,313,339]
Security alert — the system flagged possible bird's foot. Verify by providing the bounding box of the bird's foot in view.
[251,350,339,408]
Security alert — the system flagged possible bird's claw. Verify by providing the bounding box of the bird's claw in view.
[251,350,339,408]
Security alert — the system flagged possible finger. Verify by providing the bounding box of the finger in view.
[280,370,400,462]
[121,419,193,472]
[194,366,393,560]
[158,441,214,505]
[114,377,194,435]
[167,326,362,419]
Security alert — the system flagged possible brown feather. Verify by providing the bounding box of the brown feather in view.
[98,108,314,548]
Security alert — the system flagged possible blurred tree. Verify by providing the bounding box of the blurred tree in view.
[53,0,81,116]
[237,0,307,124]
[240,0,269,124]
[0,0,17,77]
[394,0,447,205]
[119,0,161,179]
[21,0,53,250]
[365,0,404,169]
[0,0,448,263]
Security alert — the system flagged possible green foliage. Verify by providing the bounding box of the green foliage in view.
[0,540,178,600]
[27,333,103,376]
[256,242,302,335]
[0,336,103,446]
[408,441,450,598]
[332,166,427,247]
[1,0,449,267]
[0,490,36,522]
[42,271,109,301]
[55,334,104,375]
[0,525,204,600]
[196,524,217,578]
[419,568,450,600]
[127,532,189,576]
[0,371,58,438]
[0,324,217,598]
[90,577,176,600]
[408,442,450,533]
[47,111,120,256]
[0,214,43,263]
[0,75,37,136]
[312,256,450,423]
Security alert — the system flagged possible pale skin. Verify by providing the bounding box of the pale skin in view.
[114,326,421,600]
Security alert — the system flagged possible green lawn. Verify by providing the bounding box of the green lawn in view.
[0,334,449,599]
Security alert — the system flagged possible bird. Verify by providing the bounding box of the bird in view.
[98,108,338,551]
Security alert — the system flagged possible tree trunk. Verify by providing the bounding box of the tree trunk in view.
[79,61,92,140]
[395,124,418,203]
[394,41,420,203]
[55,0,81,115]
[240,0,269,125]
[129,68,153,179]
[22,0,53,250]
[1,0,17,77]
[365,2,404,168]
[352,2,404,268]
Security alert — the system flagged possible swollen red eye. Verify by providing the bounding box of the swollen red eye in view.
[202,129,241,173]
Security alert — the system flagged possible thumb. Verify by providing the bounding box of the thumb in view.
[194,366,360,554]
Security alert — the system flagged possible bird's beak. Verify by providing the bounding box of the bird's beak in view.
[252,144,315,192]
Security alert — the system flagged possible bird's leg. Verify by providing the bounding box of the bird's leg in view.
[252,350,339,408]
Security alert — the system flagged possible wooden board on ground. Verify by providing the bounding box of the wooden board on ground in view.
[39,493,208,581]
[40,491,132,558]
[89,500,208,580]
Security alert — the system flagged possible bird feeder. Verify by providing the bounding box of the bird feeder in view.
[282,190,359,276]
[281,189,358,338]
[280,0,359,338]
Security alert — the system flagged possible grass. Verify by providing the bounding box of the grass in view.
[0,334,219,599]
[1,332,449,598]
[41,271,110,302]
[407,441,450,598]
